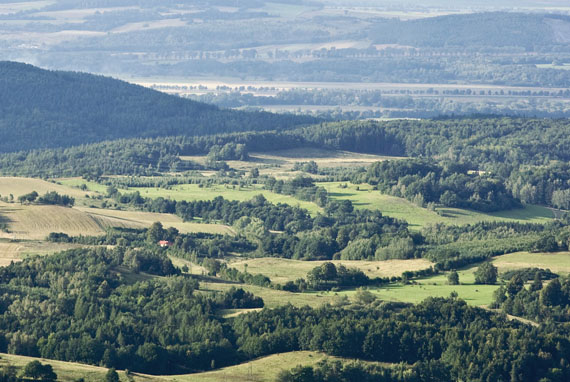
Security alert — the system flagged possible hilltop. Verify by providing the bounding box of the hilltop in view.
[0,62,316,153]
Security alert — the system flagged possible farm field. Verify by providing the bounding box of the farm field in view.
[183,147,403,175]
[127,183,322,215]
[76,207,236,235]
[0,239,80,266]
[185,351,368,382]
[492,251,570,275]
[319,182,554,229]
[199,280,337,308]
[0,201,233,241]
[0,351,384,382]
[350,265,499,307]
[0,202,112,240]
[0,177,97,202]
[228,257,434,284]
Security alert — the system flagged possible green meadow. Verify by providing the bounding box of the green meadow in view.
[319,182,554,229]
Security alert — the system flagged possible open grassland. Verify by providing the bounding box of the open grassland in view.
[319,182,554,229]
[56,177,109,194]
[183,148,402,178]
[0,353,139,382]
[0,351,387,382]
[0,240,80,266]
[229,257,433,284]
[128,183,322,215]
[0,177,98,202]
[199,281,337,308]
[492,251,570,275]
[350,265,498,307]
[183,351,354,382]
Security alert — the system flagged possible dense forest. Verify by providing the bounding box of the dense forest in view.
[0,62,316,153]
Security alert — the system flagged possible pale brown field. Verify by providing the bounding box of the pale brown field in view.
[0,203,109,240]
[229,257,434,284]
[0,177,97,200]
[0,350,389,382]
[492,251,570,275]
[77,207,236,235]
[0,201,234,241]
[182,147,402,179]
[0,240,81,266]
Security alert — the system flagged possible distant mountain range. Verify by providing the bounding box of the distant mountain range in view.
[0,62,317,153]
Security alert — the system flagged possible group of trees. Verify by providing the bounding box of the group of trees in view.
[17,191,74,207]
[358,159,521,212]
[493,273,570,323]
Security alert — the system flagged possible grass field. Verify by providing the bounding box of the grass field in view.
[0,177,98,202]
[0,239,80,266]
[200,280,338,308]
[184,351,345,382]
[319,182,554,229]
[76,207,236,235]
[348,265,499,307]
[128,183,322,215]
[183,148,403,179]
[0,351,388,382]
[0,353,135,382]
[229,257,433,284]
[492,251,570,275]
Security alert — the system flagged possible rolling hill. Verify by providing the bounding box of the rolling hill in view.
[0,61,317,153]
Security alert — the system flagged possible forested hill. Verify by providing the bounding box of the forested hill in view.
[0,61,317,153]
[369,12,570,48]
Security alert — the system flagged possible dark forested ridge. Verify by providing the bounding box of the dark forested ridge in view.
[0,61,316,153]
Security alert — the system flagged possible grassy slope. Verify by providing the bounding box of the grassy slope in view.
[319,182,554,229]
[492,251,570,275]
[228,257,433,284]
[0,351,349,382]
[127,183,322,215]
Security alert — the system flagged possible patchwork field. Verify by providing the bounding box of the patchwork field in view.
[229,257,434,284]
[183,148,403,178]
[319,182,554,229]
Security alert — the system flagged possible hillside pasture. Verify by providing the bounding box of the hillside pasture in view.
[329,264,499,307]
[0,177,97,201]
[199,281,337,308]
[0,202,109,240]
[182,147,402,179]
[184,351,343,382]
[319,182,554,229]
[0,240,80,266]
[228,257,434,284]
[0,351,389,382]
[492,251,570,275]
[128,183,322,215]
